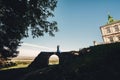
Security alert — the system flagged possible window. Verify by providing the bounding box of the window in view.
[114,25,119,32]
[108,37,114,42]
[106,27,111,33]
[117,36,120,41]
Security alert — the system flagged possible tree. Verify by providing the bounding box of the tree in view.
[0,0,58,58]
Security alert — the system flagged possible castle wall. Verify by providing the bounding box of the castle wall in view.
[28,52,77,69]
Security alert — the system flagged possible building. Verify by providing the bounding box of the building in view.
[100,15,120,43]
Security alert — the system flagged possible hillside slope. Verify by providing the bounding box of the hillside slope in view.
[0,42,120,80]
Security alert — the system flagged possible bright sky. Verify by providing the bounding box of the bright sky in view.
[18,0,120,57]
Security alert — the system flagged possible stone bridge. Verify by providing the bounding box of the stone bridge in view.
[28,51,79,69]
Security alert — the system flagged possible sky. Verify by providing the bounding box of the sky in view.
[18,0,120,57]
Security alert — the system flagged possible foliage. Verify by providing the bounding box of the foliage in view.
[0,0,58,58]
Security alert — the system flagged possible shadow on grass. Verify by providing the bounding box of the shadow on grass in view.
[0,68,29,80]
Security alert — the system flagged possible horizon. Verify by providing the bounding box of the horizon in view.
[18,43,71,57]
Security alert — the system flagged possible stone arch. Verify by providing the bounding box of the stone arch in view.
[48,54,59,65]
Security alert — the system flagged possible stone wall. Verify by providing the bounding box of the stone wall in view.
[28,51,78,69]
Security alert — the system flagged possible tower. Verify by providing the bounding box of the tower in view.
[57,45,60,53]
[107,14,115,24]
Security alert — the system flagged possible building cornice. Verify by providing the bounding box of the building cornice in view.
[102,32,120,37]
[100,20,120,29]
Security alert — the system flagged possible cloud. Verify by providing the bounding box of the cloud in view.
[17,43,56,57]
[17,43,70,57]
[22,43,56,51]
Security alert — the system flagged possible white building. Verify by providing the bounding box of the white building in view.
[100,15,120,43]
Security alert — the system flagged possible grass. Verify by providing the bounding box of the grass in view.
[48,60,59,65]
[0,60,32,70]
[0,64,28,70]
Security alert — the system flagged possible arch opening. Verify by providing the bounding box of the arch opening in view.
[48,54,59,65]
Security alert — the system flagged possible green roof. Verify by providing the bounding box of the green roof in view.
[102,20,120,27]
[107,14,116,24]
[102,14,120,27]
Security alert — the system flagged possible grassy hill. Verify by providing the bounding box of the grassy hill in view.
[0,42,120,80]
